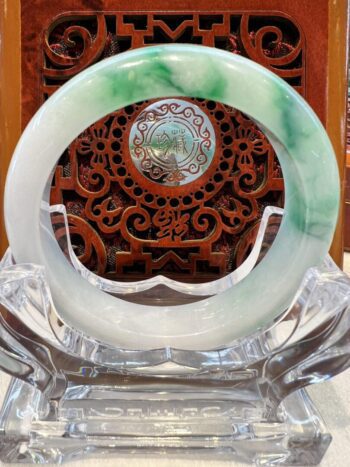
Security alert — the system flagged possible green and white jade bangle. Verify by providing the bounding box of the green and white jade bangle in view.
[4,44,339,350]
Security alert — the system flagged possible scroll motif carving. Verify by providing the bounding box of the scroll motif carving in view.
[239,14,303,85]
[43,14,108,96]
[47,12,304,281]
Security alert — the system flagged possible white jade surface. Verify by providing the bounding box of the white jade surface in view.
[4,45,339,350]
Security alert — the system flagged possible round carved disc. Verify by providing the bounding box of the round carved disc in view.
[129,99,216,186]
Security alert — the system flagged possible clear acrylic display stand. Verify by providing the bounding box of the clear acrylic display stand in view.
[0,206,349,465]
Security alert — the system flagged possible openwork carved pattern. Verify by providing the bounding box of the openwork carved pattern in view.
[47,12,304,281]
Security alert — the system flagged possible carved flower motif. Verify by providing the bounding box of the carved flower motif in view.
[233,125,266,169]
[77,124,112,168]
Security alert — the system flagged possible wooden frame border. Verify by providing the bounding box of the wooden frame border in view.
[327,0,349,266]
[0,0,349,267]
[0,0,21,254]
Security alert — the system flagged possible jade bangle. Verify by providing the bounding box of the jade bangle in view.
[4,44,339,350]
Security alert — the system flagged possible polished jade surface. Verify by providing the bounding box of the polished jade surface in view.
[4,44,339,350]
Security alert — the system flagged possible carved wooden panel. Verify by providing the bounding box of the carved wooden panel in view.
[37,10,305,281]
[10,0,345,270]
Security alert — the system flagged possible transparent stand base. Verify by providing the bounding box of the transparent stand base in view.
[0,379,330,466]
[0,207,349,465]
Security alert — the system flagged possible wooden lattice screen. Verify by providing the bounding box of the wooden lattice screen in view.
[15,1,346,279]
